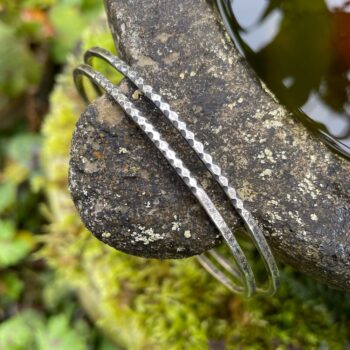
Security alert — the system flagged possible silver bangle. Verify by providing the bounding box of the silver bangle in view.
[81,47,279,295]
[73,63,257,295]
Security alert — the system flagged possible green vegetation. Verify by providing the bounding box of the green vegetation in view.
[1,1,350,349]
[0,1,115,349]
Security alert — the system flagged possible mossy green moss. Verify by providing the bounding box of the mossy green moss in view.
[41,18,350,350]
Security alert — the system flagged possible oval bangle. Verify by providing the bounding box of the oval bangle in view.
[73,63,256,296]
[83,47,280,295]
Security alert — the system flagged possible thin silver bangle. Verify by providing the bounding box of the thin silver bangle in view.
[73,63,256,296]
[83,47,280,295]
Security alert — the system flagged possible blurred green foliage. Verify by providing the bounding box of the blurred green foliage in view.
[0,1,118,349]
[0,310,85,349]
[0,22,40,98]
[0,0,102,64]
[0,0,103,131]
[0,308,118,349]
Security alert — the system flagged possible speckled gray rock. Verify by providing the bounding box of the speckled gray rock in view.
[69,0,350,290]
[69,94,224,258]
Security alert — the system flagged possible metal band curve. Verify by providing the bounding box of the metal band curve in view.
[73,63,256,296]
[83,47,280,295]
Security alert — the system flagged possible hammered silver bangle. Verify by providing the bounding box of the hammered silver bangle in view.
[80,47,280,295]
[73,63,259,295]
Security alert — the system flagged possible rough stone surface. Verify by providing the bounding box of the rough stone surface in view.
[69,95,223,258]
[69,0,350,290]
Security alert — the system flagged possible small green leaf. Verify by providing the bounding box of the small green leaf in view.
[0,240,30,267]
[0,219,16,240]
[98,338,120,350]
[0,182,16,213]
[0,222,35,267]
[0,22,40,97]
[49,4,87,63]
[0,310,43,350]
[0,271,24,303]
[6,133,42,170]
[36,314,88,350]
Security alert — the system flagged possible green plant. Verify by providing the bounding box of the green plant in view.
[0,0,104,130]
[0,308,115,350]
[0,23,40,98]
[0,3,118,350]
[0,219,35,267]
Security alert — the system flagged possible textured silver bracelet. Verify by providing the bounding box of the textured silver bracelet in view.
[73,63,257,295]
[82,47,280,295]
